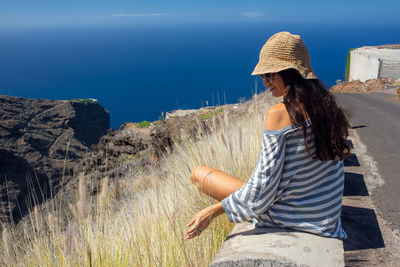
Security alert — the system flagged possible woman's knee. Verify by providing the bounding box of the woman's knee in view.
[190,166,242,201]
[190,166,214,184]
[190,166,204,184]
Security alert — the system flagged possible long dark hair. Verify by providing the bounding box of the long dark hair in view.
[279,68,351,161]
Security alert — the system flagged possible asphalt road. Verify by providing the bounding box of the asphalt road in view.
[335,92,400,232]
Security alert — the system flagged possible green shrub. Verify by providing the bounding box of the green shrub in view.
[137,121,151,128]
[199,108,224,122]
[345,48,355,81]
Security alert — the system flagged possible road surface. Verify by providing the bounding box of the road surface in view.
[335,92,400,232]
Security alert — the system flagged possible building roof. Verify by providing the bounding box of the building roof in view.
[354,45,400,62]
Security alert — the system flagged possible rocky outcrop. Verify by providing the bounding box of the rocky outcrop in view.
[78,105,238,183]
[80,124,153,179]
[0,95,109,222]
[0,91,268,224]
[79,108,216,180]
[78,94,267,188]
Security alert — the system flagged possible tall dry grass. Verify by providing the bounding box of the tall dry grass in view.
[0,94,277,266]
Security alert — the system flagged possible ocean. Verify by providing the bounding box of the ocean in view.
[1,22,399,129]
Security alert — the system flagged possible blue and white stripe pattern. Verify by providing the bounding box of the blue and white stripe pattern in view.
[222,121,347,239]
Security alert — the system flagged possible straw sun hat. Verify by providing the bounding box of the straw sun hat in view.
[252,31,318,79]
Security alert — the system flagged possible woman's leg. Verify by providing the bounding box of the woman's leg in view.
[190,166,245,202]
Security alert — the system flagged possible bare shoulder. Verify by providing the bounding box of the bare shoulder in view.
[264,103,291,130]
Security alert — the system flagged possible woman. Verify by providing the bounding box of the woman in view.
[186,31,351,240]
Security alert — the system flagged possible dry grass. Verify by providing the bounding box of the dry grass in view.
[0,93,277,266]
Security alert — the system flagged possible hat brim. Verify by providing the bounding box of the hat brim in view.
[252,62,318,80]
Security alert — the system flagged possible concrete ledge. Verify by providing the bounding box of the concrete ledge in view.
[210,222,344,267]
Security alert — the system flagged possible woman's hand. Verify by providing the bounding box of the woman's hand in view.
[186,202,224,239]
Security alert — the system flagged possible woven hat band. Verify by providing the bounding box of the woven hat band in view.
[252,32,317,79]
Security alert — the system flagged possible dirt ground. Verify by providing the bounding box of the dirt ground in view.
[330,78,399,96]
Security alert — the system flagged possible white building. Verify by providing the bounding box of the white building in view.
[348,45,400,82]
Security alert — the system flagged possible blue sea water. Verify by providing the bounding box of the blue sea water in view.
[1,22,400,129]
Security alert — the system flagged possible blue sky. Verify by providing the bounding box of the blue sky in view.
[1,0,400,28]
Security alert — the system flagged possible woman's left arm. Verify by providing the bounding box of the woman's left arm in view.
[186,202,224,239]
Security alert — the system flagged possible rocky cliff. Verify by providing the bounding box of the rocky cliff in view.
[76,96,267,195]
[0,95,109,222]
[79,107,224,181]
[0,93,262,225]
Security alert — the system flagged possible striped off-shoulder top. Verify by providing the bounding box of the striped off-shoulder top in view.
[222,120,347,239]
